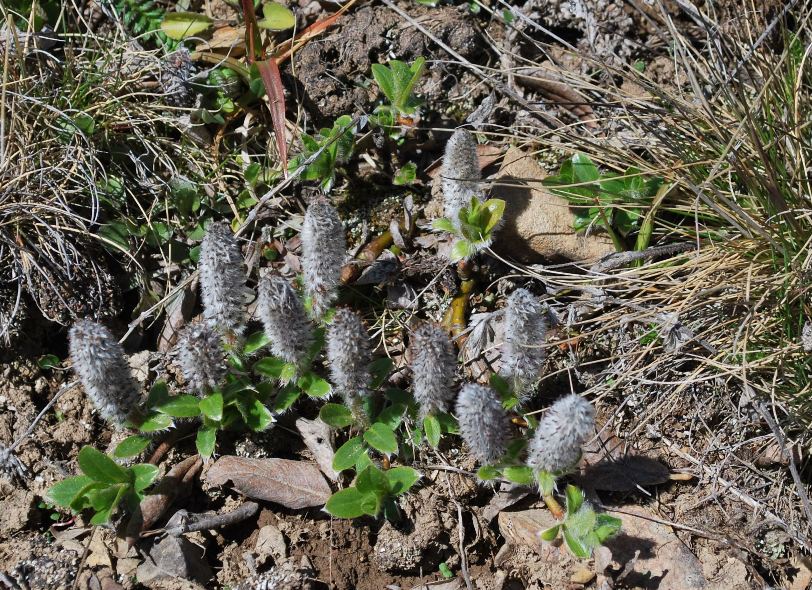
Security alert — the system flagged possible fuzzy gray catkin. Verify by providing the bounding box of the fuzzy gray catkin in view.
[455,383,510,464]
[199,221,246,333]
[501,288,548,401]
[69,319,141,427]
[409,323,456,417]
[177,322,227,396]
[441,128,481,225]
[301,200,346,318]
[528,394,595,474]
[257,275,313,368]
[0,444,25,480]
[327,308,371,417]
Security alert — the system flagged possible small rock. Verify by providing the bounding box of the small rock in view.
[571,566,595,585]
[136,536,213,586]
[255,524,288,566]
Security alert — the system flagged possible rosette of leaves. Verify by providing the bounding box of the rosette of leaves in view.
[540,485,621,558]
[433,196,506,262]
[324,463,421,521]
[288,115,356,191]
[370,57,425,136]
[46,446,158,525]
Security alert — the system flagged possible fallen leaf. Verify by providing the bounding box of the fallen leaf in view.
[497,509,561,555]
[295,418,340,482]
[482,485,529,523]
[205,456,332,508]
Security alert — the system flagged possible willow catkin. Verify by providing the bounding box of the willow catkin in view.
[327,308,371,419]
[257,274,313,368]
[410,323,456,417]
[301,200,346,318]
[528,394,595,474]
[441,128,481,226]
[199,221,246,333]
[501,288,548,401]
[455,383,510,464]
[176,322,227,396]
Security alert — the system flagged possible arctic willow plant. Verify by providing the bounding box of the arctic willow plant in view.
[409,323,456,446]
[501,288,548,402]
[540,484,621,558]
[455,383,510,464]
[199,221,247,336]
[302,200,346,318]
[433,129,505,262]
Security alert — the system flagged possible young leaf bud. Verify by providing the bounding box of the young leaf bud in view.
[199,221,246,333]
[528,394,595,475]
[177,322,227,396]
[69,319,141,427]
[455,383,510,464]
[409,323,456,417]
[441,128,481,225]
[257,275,313,367]
[501,288,548,401]
[327,308,371,420]
[302,200,346,318]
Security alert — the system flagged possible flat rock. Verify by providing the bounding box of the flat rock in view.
[491,147,615,263]
[136,536,213,587]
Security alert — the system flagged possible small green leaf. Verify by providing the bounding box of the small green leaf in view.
[536,470,556,496]
[435,412,458,434]
[273,384,301,412]
[333,436,365,471]
[320,403,354,428]
[37,354,60,369]
[565,484,585,516]
[355,450,373,473]
[503,466,535,486]
[489,373,511,400]
[86,484,127,524]
[325,487,374,519]
[77,447,129,484]
[363,422,398,455]
[423,414,441,448]
[594,514,622,543]
[298,373,332,398]
[476,465,499,480]
[432,217,457,234]
[385,466,420,495]
[46,475,94,508]
[539,524,561,542]
[138,412,173,433]
[439,562,454,578]
[450,239,475,262]
[571,153,600,184]
[160,12,213,40]
[355,465,389,496]
[376,403,406,430]
[146,381,170,409]
[563,529,592,558]
[481,199,505,233]
[199,392,224,421]
[280,363,298,383]
[369,357,394,389]
[113,436,151,459]
[244,330,271,354]
[131,464,159,492]
[257,2,295,30]
[156,395,201,418]
[393,162,417,185]
[371,63,396,104]
[196,426,217,458]
[254,356,287,379]
[242,399,274,432]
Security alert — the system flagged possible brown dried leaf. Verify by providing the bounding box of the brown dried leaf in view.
[295,417,339,482]
[205,456,332,508]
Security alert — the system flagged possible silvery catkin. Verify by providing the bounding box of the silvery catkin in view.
[455,383,509,464]
[502,288,548,401]
[69,319,141,427]
[199,221,246,333]
[257,274,313,368]
[302,200,346,318]
[327,308,371,419]
[528,394,595,474]
[409,323,456,417]
[177,322,227,395]
[441,128,481,226]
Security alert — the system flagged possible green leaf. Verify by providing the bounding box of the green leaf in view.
[594,514,622,543]
[131,464,159,492]
[280,363,298,383]
[435,412,458,434]
[113,435,151,459]
[77,447,129,484]
[333,436,365,471]
[320,403,354,428]
[46,475,94,508]
[156,395,201,418]
[254,356,287,379]
[385,466,420,495]
[565,484,585,516]
[37,354,60,369]
[244,331,271,354]
[423,414,441,448]
[160,12,213,40]
[86,484,127,523]
[539,524,561,542]
[363,422,398,455]
[450,239,475,262]
[371,63,396,104]
[476,465,500,480]
[536,470,556,496]
[325,487,374,519]
[196,426,217,458]
[355,465,389,496]
[481,199,506,233]
[393,162,417,185]
[369,357,393,389]
[199,392,224,421]
[571,153,600,183]
[146,381,170,409]
[298,373,332,398]
[489,373,511,400]
[242,399,274,432]
[432,217,457,234]
[355,450,373,473]
[376,403,406,430]
[563,529,592,558]
[138,412,173,433]
[503,466,535,486]
[439,562,454,578]
[257,2,295,30]
[273,384,301,412]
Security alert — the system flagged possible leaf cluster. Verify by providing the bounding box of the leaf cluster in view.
[433,197,506,261]
[540,485,622,558]
[288,115,356,191]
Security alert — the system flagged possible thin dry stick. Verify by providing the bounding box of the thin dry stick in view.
[454,501,474,590]
[163,501,259,536]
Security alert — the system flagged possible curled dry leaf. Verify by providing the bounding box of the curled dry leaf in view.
[205,456,332,509]
[295,417,340,482]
